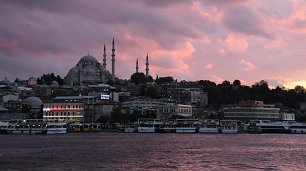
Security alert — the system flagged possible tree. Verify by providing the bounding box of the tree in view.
[107,78,114,86]
[233,79,241,86]
[110,107,123,123]
[97,115,110,124]
[37,73,64,85]
[221,80,231,86]
[294,85,305,93]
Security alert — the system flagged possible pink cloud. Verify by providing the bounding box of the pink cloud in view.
[239,59,255,72]
[218,49,225,55]
[1,0,306,89]
[225,34,248,53]
[205,64,215,70]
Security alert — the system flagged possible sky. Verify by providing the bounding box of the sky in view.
[1,0,306,88]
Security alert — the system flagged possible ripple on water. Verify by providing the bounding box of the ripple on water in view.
[1,133,306,170]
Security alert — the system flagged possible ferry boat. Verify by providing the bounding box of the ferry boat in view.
[68,123,82,132]
[0,121,9,134]
[124,124,137,133]
[198,119,220,133]
[249,120,291,134]
[137,118,162,133]
[175,119,198,133]
[67,123,102,132]
[221,120,238,134]
[46,122,67,134]
[90,123,102,132]
[289,122,306,134]
[158,120,177,133]
[3,119,48,134]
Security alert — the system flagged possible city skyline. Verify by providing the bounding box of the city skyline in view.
[1,0,306,88]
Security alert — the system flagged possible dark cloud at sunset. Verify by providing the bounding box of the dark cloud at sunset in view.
[1,0,306,88]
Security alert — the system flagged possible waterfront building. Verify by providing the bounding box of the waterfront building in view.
[222,100,280,122]
[43,101,84,122]
[281,113,295,121]
[2,94,20,112]
[94,100,119,119]
[87,84,119,102]
[121,98,164,114]
[156,103,193,119]
[166,82,208,107]
[43,95,118,122]
[0,111,33,120]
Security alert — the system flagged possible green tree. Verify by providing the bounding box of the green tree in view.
[37,73,64,85]
[97,115,110,124]
[110,107,123,123]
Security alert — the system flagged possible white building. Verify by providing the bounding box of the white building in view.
[282,113,295,121]
[3,94,19,103]
[43,102,84,122]
[2,94,20,110]
[156,103,193,119]
[222,101,280,121]
[121,98,164,114]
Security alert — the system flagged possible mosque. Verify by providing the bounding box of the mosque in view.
[64,38,117,87]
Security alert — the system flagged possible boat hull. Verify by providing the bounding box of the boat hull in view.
[222,129,238,134]
[47,128,67,134]
[124,127,136,133]
[291,129,306,134]
[138,127,155,133]
[199,128,219,133]
[176,127,196,133]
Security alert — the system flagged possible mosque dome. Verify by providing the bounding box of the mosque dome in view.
[22,96,43,109]
[0,77,13,85]
[51,81,59,87]
[78,55,99,65]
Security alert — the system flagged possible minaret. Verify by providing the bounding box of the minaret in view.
[111,38,115,81]
[136,58,139,73]
[145,53,149,77]
[103,44,107,69]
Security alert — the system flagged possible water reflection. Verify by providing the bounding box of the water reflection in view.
[1,133,306,170]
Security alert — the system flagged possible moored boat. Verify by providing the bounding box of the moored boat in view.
[290,122,306,134]
[175,119,197,133]
[124,124,137,133]
[199,119,220,133]
[221,120,238,134]
[249,120,291,134]
[158,121,176,133]
[3,119,48,134]
[46,122,67,134]
[137,118,162,133]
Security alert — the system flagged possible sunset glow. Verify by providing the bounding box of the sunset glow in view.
[1,0,306,88]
